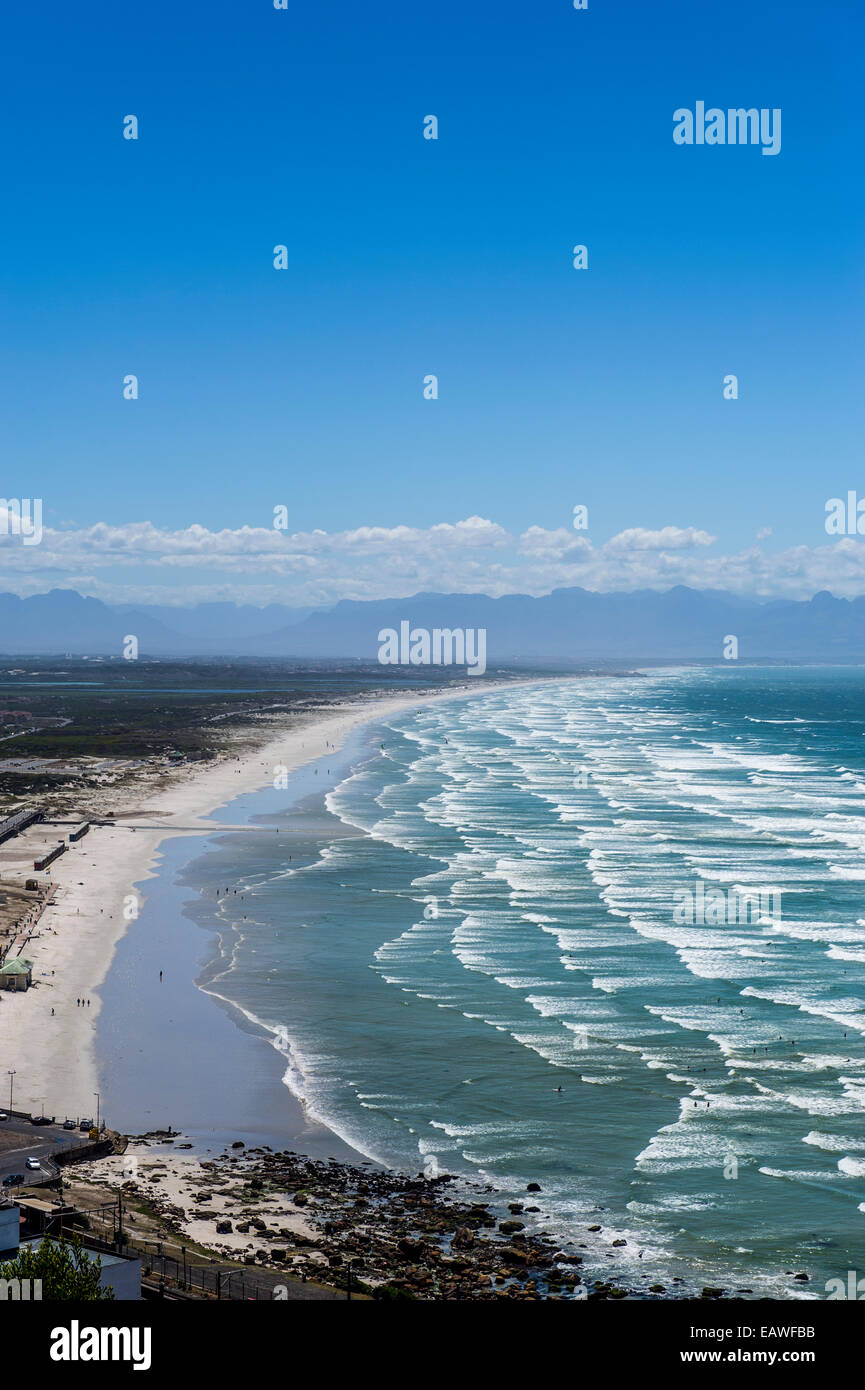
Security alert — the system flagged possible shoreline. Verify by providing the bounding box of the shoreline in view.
[96,718,393,1163]
[0,675,571,1122]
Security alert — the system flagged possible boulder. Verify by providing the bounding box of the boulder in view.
[451,1226,475,1250]
[499,1246,528,1265]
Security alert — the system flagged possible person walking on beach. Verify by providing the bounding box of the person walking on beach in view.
[159,970,163,982]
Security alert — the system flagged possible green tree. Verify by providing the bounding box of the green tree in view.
[0,1235,114,1300]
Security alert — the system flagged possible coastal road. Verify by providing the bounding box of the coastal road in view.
[0,1114,89,1187]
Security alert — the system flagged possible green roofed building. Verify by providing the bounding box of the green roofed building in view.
[0,958,32,991]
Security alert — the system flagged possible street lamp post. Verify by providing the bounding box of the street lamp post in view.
[93,1093,100,1130]
[7,1070,14,1116]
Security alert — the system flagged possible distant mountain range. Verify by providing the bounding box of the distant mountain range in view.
[0,586,863,663]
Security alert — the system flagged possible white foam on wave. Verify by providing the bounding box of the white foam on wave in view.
[741,985,865,1037]
[759,1166,842,1182]
[802,1130,865,1152]
[755,1081,864,1118]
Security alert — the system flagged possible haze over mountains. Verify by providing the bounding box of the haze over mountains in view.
[0,586,862,664]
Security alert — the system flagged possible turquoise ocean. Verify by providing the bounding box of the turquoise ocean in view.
[102,668,865,1297]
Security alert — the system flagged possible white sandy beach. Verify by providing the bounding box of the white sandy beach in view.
[72,1144,320,1263]
[0,677,555,1124]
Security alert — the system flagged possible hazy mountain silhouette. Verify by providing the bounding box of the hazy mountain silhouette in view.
[0,586,862,663]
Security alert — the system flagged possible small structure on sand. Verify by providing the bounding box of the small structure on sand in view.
[0,957,33,991]
[34,843,66,872]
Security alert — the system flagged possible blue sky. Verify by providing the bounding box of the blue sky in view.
[1,0,863,606]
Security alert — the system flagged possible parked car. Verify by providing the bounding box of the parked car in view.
[0,1112,7,1121]
[25,1158,41,1171]
[30,1114,51,1125]
[2,1173,23,1186]
[79,1119,93,1132]
[62,1119,75,1130]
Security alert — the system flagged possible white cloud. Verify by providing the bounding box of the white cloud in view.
[602,526,716,553]
[1,515,865,607]
[518,526,591,559]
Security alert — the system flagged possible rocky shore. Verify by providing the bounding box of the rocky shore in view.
[69,1135,646,1300]
[67,1134,778,1300]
